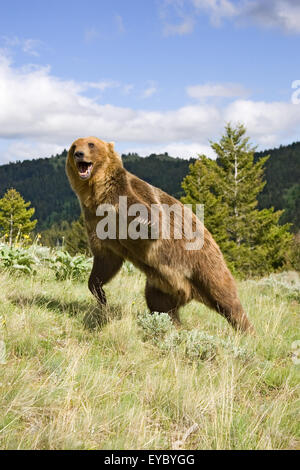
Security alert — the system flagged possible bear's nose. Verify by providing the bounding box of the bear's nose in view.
[74,151,85,159]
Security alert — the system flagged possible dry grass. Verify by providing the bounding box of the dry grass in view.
[0,266,299,449]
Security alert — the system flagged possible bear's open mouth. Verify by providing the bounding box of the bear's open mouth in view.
[76,161,93,179]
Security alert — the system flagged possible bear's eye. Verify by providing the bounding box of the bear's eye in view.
[88,142,95,149]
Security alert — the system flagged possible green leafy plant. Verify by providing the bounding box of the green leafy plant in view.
[49,250,92,281]
[0,244,37,275]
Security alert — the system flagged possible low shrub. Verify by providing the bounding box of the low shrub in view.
[137,311,253,362]
[0,245,37,275]
[49,250,92,281]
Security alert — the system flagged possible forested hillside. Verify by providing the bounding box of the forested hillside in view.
[0,151,195,230]
[0,142,299,231]
[255,142,300,230]
[121,152,195,200]
[0,151,78,230]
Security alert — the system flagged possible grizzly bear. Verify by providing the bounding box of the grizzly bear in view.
[66,137,253,333]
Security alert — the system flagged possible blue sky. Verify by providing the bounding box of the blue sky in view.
[0,0,300,163]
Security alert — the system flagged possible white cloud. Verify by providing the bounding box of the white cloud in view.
[127,142,215,158]
[163,17,195,36]
[0,52,300,163]
[225,99,300,146]
[123,84,134,95]
[22,39,43,57]
[159,0,236,35]
[0,53,220,154]
[142,82,158,99]
[2,141,65,164]
[159,0,196,36]
[2,36,43,56]
[192,0,237,26]
[242,0,300,34]
[82,80,120,92]
[158,0,300,35]
[187,82,249,99]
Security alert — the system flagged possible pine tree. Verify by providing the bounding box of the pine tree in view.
[181,155,230,247]
[211,123,268,247]
[181,124,292,276]
[0,188,37,245]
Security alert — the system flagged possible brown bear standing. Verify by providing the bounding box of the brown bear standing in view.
[66,137,254,333]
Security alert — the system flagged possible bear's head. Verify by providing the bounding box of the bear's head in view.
[66,137,121,183]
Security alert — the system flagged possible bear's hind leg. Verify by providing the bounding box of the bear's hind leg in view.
[212,297,254,333]
[192,275,254,333]
[145,281,183,325]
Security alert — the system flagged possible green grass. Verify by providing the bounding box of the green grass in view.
[0,266,299,450]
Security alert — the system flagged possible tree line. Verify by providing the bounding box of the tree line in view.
[0,136,299,232]
[0,124,299,276]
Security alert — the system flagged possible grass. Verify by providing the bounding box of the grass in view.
[0,265,299,450]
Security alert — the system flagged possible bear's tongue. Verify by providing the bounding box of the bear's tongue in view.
[77,161,92,177]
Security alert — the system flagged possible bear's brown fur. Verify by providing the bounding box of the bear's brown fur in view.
[66,136,254,332]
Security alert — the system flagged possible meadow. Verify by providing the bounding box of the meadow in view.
[0,247,299,450]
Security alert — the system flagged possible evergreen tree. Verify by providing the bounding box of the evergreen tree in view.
[181,124,292,276]
[211,123,268,248]
[0,188,37,245]
[181,155,230,247]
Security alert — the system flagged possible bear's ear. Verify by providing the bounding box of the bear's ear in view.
[107,141,122,163]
